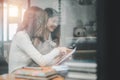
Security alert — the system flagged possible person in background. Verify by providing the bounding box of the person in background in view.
[44,8,72,64]
[32,7,60,55]
[45,8,60,46]
[9,6,69,73]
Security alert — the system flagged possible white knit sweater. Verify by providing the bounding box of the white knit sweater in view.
[8,30,60,73]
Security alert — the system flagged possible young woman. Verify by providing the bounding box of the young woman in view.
[45,8,60,46]
[30,8,71,67]
[32,8,60,55]
[9,6,69,73]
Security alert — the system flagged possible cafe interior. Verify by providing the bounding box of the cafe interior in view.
[0,0,108,80]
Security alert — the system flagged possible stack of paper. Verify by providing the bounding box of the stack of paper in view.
[64,60,97,80]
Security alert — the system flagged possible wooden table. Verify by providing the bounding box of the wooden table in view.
[0,74,64,80]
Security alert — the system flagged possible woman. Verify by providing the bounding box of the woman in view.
[32,8,60,55]
[30,8,69,66]
[45,8,60,46]
[9,6,69,73]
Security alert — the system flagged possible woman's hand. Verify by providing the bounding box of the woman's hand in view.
[53,47,73,65]
[57,47,71,56]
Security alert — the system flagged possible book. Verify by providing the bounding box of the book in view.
[73,50,96,60]
[15,74,58,80]
[56,47,76,65]
[64,60,97,69]
[65,77,84,80]
[14,67,57,77]
[66,71,97,80]
[68,67,96,73]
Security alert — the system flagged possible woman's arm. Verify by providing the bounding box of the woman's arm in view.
[15,31,61,66]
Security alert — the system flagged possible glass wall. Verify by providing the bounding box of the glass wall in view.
[60,0,97,80]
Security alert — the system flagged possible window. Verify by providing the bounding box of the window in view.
[8,24,18,40]
[3,3,26,41]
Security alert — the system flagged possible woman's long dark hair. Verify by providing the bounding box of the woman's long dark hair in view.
[44,8,59,18]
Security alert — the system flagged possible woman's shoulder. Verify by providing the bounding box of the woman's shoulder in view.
[13,30,31,44]
[15,30,28,38]
[16,30,26,36]
[14,30,28,40]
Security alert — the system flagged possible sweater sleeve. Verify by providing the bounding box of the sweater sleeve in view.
[15,31,60,66]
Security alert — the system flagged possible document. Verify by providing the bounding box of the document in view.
[56,47,76,65]
[52,65,69,71]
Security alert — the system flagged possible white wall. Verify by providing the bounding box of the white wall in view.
[30,0,59,11]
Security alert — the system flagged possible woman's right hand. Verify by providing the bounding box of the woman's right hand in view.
[53,47,73,65]
[57,47,69,56]
[57,47,72,56]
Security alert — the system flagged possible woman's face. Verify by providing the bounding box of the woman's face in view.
[47,16,59,32]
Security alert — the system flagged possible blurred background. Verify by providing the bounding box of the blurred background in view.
[0,0,97,77]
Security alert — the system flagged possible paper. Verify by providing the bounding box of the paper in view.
[52,65,69,71]
[56,47,76,65]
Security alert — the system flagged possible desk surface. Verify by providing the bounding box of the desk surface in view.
[0,74,64,80]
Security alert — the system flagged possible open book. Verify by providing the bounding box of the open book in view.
[56,47,76,65]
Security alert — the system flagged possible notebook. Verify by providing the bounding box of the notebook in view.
[14,67,57,78]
